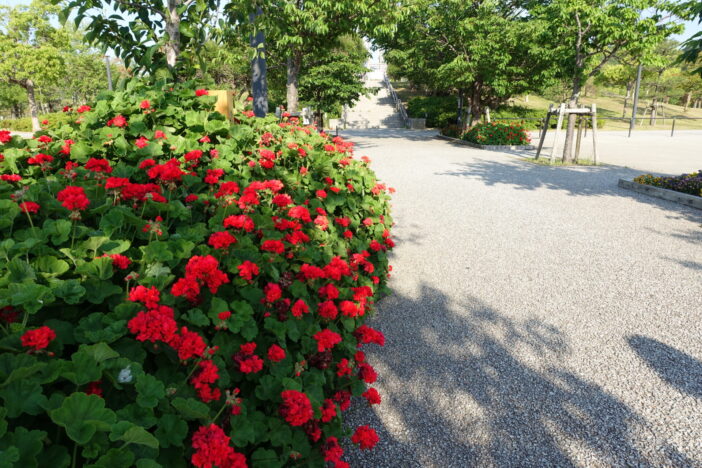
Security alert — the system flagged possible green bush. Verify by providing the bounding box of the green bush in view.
[406,96,456,128]
[0,79,393,466]
[634,171,702,196]
[0,111,76,132]
[462,121,531,146]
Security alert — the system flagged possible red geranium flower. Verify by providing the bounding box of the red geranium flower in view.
[352,425,379,450]
[313,329,342,352]
[106,114,127,127]
[19,201,40,214]
[208,231,237,249]
[140,99,151,109]
[279,390,313,426]
[57,186,90,211]
[21,326,56,351]
[85,158,112,173]
[237,260,259,281]
[267,344,286,362]
[135,137,149,149]
[195,89,209,96]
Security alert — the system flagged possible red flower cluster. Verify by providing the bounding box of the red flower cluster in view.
[85,158,112,173]
[352,425,379,450]
[191,424,247,468]
[237,260,259,281]
[21,326,56,351]
[313,329,342,352]
[191,360,221,403]
[279,390,313,426]
[147,158,185,183]
[267,344,286,362]
[19,201,40,214]
[57,186,90,211]
[171,255,230,302]
[106,114,127,127]
[233,342,263,374]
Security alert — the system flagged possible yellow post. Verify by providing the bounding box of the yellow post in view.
[208,90,234,120]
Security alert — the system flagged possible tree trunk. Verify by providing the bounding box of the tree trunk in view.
[562,77,581,163]
[26,79,41,132]
[683,92,691,111]
[622,82,633,118]
[249,7,268,117]
[286,53,302,114]
[469,83,482,126]
[164,0,181,69]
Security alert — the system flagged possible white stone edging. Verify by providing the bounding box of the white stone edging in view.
[618,179,702,210]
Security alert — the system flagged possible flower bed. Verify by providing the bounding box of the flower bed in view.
[462,121,531,146]
[633,172,702,197]
[0,80,394,467]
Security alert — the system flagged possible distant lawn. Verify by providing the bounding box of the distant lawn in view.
[389,81,702,131]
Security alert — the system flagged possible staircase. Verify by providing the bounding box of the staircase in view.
[341,80,405,129]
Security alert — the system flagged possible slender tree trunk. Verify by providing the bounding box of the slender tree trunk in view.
[469,83,482,126]
[286,52,302,114]
[683,92,691,111]
[622,82,633,118]
[164,0,181,69]
[26,79,41,132]
[249,7,268,117]
[562,77,581,162]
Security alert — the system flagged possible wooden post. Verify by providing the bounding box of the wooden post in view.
[549,103,566,164]
[591,103,598,165]
[574,116,584,162]
[485,107,491,123]
[535,104,553,160]
[671,117,676,137]
[209,90,234,120]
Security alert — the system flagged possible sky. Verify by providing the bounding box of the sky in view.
[1,0,701,43]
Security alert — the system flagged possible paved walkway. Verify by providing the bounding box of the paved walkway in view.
[524,129,702,176]
[341,129,702,467]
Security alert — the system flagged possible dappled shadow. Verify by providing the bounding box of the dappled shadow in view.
[344,284,695,467]
[340,129,438,149]
[661,256,702,271]
[628,335,702,400]
[437,158,702,225]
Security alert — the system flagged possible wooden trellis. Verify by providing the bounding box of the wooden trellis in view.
[535,103,599,164]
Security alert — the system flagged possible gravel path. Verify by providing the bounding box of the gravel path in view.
[340,129,702,468]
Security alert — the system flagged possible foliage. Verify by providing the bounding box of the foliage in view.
[0,80,393,466]
[62,0,221,75]
[680,0,702,75]
[634,171,702,196]
[462,121,531,146]
[379,0,556,122]
[1,111,76,132]
[406,96,456,128]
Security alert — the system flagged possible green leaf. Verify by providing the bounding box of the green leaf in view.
[6,283,54,314]
[66,347,102,385]
[0,407,6,438]
[50,393,117,444]
[0,380,48,418]
[35,256,70,278]
[84,278,122,304]
[111,423,159,449]
[135,373,165,408]
[7,258,36,283]
[171,397,210,420]
[0,200,19,230]
[0,427,46,468]
[154,414,188,449]
[290,281,308,298]
[43,219,73,245]
[182,309,210,327]
[53,279,86,304]
[250,448,283,468]
[70,141,91,162]
[82,343,120,363]
[86,447,135,467]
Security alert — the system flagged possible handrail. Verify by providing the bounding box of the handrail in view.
[383,75,410,128]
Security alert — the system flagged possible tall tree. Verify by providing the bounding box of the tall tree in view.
[62,0,221,76]
[229,0,398,113]
[0,0,68,131]
[380,0,557,124]
[532,0,682,161]
[680,0,702,75]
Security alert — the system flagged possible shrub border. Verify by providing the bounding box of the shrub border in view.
[618,178,702,210]
[436,134,535,151]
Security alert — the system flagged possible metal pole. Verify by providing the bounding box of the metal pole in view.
[105,56,113,91]
[671,117,676,137]
[628,63,642,137]
[250,6,268,117]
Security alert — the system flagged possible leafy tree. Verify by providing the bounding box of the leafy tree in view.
[298,34,369,128]
[229,0,398,113]
[531,0,682,161]
[62,0,221,76]
[680,0,702,75]
[0,0,69,131]
[379,0,556,125]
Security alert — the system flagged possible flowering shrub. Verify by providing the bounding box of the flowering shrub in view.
[462,121,531,146]
[0,80,393,466]
[634,171,702,197]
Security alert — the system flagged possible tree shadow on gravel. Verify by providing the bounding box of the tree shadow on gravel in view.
[437,159,702,225]
[339,129,439,149]
[628,335,702,399]
[344,284,694,468]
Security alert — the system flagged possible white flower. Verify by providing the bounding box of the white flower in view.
[118,366,133,383]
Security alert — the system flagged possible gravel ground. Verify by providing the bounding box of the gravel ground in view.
[339,129,702,468]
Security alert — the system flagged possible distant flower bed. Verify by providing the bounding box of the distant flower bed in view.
[633,171,702,197]
[462,121,531,146]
